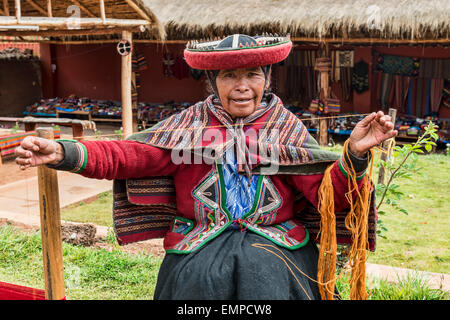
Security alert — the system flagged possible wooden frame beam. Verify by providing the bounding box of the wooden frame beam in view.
[3,0,9,16]
[47,0,52,17]
[99,0,106,23]
[124,0,152,21]
[291,36,450,45]
[0,16,150,28]
[70,0,96,18]
[2,26,144,37]
[25,0,47,16]
[15,0,21,22]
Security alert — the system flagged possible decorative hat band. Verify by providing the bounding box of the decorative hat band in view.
[184,34,292,70]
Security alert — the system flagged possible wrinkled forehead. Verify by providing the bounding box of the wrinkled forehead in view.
[217,67,264,75]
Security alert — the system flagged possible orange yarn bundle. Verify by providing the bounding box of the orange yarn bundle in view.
[317,140,374,300]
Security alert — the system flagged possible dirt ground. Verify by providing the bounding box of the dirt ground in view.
[0,157,37,186]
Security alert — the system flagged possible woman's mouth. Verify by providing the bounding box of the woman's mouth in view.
[230,98,253,105]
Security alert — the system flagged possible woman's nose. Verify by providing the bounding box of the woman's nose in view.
[235,78,250,92]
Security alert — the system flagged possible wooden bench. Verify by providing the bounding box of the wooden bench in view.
[0,116,96,141]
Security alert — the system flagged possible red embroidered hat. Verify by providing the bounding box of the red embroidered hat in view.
[184,34,292,70]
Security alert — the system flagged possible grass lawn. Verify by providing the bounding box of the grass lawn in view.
[0,224,447,300]
[0,225,162,300]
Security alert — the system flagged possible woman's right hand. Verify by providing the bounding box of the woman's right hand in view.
[15,136,64,170]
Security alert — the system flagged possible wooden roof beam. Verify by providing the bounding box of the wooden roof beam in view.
[99,0,106,23]
[0,16,150,28]
[2,25,143,37]
[15,0,21,21]
[47,0,52,17]
[70,0,96,18]
[25,0,47,16]
[2,0,9,16]
[124,0,152,21]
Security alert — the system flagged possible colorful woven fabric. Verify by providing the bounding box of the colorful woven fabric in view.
[443,79,450,108]
[376,54,420,77]
[0,130,60,156]
[352,60,369,94]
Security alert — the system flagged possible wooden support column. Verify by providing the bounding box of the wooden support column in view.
[37,127,65,300]
[99,0,106,23]
[377,108,397,185]
[121,30,133,138]
[47,0,52,17]
[318,42,330,146]
[15,0,21,22]
[3,0,9,16]
[72,123,85,141]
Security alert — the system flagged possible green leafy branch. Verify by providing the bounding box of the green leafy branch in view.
[375,121,439,238]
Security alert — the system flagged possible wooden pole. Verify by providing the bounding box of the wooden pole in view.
[0,16,150,28]
[318,42,330,146]
[24,0,47,16]
[14,0,21,22]
[121,30,133,138]
[36,127,65,300]
[3,0,9,16]
[47,0,52,17]
[99,0,106,24]
[377,108,397,185]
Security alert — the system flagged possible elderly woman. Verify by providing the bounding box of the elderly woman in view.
[15,35,396,300]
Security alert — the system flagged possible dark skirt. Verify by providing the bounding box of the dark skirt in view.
[154,229,324,300]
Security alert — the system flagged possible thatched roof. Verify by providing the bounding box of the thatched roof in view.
[0,0,164,41]
[142,0,450,43]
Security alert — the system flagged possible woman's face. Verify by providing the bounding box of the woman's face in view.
[215,67,269,118]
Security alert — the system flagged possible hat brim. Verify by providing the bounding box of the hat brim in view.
[184,41,292,70]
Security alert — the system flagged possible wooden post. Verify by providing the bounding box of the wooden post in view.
[121,30,133,138]
[24,122,38,132]
[3,0,9,15]
[318,42,330,146]
[72,123,85,141]
[99,0,106,23]
[377,108,397,185]
[47,0,52,17]
[37,127,65,300]
[15,0,21,22]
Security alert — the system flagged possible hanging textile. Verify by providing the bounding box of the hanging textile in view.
[419,58,450,79]
[392,75,411,112]
[429,79,444,112]
[415,78,431,118]
[173,55,190,80]
[376,54,420,77]
[330,50,353,101]
[284,50,318,106]
[378,72,393,109]
[132,50,148,103]
[352,60,369,93]
[337,50,354,68]
[163,52,175,77]
[442,79,450,108]
[340,67,353,102]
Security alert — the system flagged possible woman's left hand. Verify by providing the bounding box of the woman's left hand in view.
[348,111,398,157]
